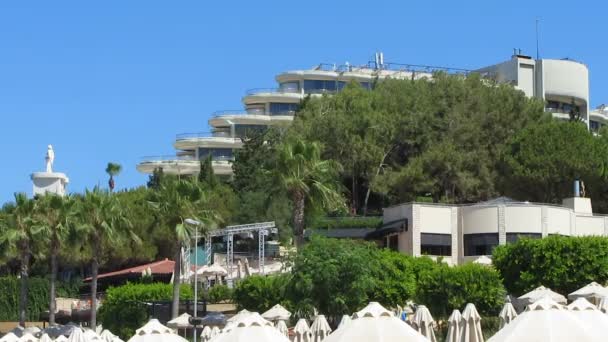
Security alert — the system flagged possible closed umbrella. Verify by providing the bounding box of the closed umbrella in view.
[236,260,242,280]
[412,305,436,342]
[127,319,187,342]
[567,298,608,331]
[293,319,311,342]
[322,302,428,342]
[498,302,517,329]
[275,320,288,337]
[0,333,20,342]
[597,296,608,313]
[210,327,220,339]
[208,313,288,342]
[568,282,608,305]
[337,315,351,329]
[460,303,484,342]
[262,304,292,322]
[517,286,566,310]
[199,326,211,342]
[310,315,331,342]
[244,258,251,277]
[446,310,462,342]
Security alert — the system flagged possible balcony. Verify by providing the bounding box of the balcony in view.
[136,155,234,176]
[174,132,242,150]
[246,88,300,96]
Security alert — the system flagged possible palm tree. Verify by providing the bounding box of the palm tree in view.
[273,140,344,249]
[0,193,38,327]
[34,193,76,325]
[105,162,122,192]
[73,187,136,328]
[148,177,218,318]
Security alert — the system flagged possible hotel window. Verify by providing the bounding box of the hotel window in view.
[506,233,541,244]
[280,82,300,93]
[198,148,233,161]
[464,233,498,256]
[269,103,299,115]
[303,80,337,94]
[420,233,451,256]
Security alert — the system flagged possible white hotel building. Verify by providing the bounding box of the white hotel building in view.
[137,52,606,177]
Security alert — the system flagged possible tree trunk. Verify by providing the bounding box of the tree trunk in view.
[19,246,30,327]
[363,149,393,216]
[171,244,182,319]
[292,192,306,250]
[49,238,58,325]
[90,238,100,329]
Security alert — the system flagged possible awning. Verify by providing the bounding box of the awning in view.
[365,219,407,240]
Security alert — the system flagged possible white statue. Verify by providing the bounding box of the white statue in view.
[45,145,55,173]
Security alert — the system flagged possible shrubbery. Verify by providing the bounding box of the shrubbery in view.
[308,216,383,230]
[493,235,608,296]
[98,282,192,339]
[416,263,505,317]
[0,276,80,321]
[232,274,290,313]
[207,284,233,303]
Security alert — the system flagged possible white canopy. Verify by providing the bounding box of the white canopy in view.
[567,298,608,332]
[38,334,52,342]
[23,328,41,336]
[310,315,331,342]
[498,302,518,329]
[227,309,252,323]
[411,305,437,342]
[598,296,608,313]
[568,282,608,305]
[337,315,351,329]
[460,303,484,342]
[445,310,462,342]
[293,319,311,342]
[518,286,567,308]
[210,327,220,339]
[83,330,101,341]
[472,255,493,265]
[208,312,288,342]
[199,326,211,342]
[275,320,289,337]
[323,302,428,342]
[100,330,118,342]
[67,329,87,342]
[55,336,68,342]
[488,296,602,342]
[167,313,193,329]
[0,333,20,342]
[127,319,186,342]
[17,334,37,342]
[196,264,228,278]
[262,304,292,322]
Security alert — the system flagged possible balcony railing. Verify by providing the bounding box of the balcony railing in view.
[246,88,301,96]
[140,155,197,163]
[212,110,249,117]
[176,132,241,140]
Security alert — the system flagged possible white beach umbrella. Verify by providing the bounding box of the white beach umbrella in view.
[275,320,289,337]
[38,334,52,342]
[568,282,608,305]
[83,330,101,341]
[208,312,288,342]
[567,298,608,332]
[243,258,251,277]
[411,305,437,342]
[310,315,331,342]
[446,310,462,342]
[460,303,484,342]
[167,313,193,331]
[197,264,228,279]
[199,326,211,342]
[99,330,116,342]
[262,304,292,322]
[488,296,601,342]
[597,296,608,313]
[67,329,87,342]
[322,302,428,342]
[236,260,242,280]
[17,334,37,342]
[517,286,567,308]
[337,315,351,329]
[55,336,68,342]
[472,256,493,266]
[0,333,20,342]
[210,327,220,339]
[498,302,518,329]
[127,319,186,342]
[23,328,41,336]
[293,319,311,342]
[227,309,252,323]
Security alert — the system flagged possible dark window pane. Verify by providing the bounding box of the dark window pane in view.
[269,103,298,115]
[420,233,451,256]
[464,233,498,256]
[198,148,233,161]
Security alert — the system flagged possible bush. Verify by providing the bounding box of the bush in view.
[416,263,505,317]
[308,216,383,230]
[98,282,192,339]
[493,235,608,296]
[207,284,233,303]
[0,276,81,321]
[232,274,289,313]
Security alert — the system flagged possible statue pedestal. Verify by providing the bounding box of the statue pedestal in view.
[31,172,69,196]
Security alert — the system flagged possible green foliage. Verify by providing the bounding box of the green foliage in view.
[98,282,192,339]
[492,235,608,296]
[232,274,290,313]
[308,216,382,230]
[198,155,218,188]
[0,276,80,321]
[207,284,233,303]
[416,263,505,317]
[369,249,419,308]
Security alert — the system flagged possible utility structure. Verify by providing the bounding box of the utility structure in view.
[184,220,277,281]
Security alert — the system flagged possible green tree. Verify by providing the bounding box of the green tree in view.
[73,187,137,328]
[0,193,39,327]
[492,235,608,296]
[271,140,345,248]
[502,120,608,203]
[198,155,218,188]
[233,275,289,312]
[105,162,122,192]
[34,194,77,325]
[148,177,219,318]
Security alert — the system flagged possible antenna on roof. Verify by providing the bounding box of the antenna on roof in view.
[535,18,541,60]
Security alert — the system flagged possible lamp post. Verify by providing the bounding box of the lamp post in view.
[186,219,200,342]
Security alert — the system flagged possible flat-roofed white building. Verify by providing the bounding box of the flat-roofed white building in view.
[369,185,608,265]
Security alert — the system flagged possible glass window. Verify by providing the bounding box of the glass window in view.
[420,233,451,256]
[385,234,399,251]
[464,233,498,256]
[303,80,337,94]
[246,104,266,115]
[280,82,299,93]
[198,148,233,161]
[337,81,346,91]
[360,82,371,90]
[269,103,298,115]
[234,125,266,138]
[506,233,541,244]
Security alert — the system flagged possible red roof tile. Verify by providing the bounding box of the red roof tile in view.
[84,258,175,281]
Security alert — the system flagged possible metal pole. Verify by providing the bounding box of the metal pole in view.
[193,225,198,342]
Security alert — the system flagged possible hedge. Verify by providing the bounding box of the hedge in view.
[308,216,383,230]
[207,284,233,304]
[98,282,192,339]
[232,274,290,313]
[0,276,81,321]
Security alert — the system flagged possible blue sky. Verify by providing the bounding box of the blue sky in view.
[0,0,606,204]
